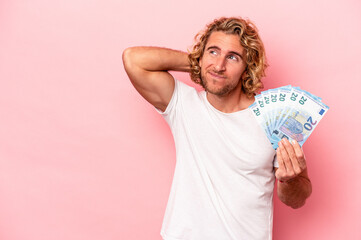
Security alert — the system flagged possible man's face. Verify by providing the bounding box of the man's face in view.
[199,31,247,96]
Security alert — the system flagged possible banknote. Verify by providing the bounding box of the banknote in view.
[249,86,329,149]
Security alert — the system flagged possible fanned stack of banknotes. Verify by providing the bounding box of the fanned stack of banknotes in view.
[249,85,329,149]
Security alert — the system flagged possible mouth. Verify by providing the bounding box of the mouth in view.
[208,71,226,79]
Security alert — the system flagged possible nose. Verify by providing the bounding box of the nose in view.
[214,56,226,72]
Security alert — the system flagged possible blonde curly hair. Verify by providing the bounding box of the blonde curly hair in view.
[188,17,268,97]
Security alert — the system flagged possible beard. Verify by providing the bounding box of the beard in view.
[200,71,241,96]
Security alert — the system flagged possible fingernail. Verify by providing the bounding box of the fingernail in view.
[292,140,297,144]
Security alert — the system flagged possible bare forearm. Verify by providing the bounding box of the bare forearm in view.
[277,169,312,209]
[122,46,190,73]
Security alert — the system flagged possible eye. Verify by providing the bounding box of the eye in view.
[228,55,238,61]
[209,50,217,55]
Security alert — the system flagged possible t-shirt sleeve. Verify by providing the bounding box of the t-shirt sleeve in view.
[273,154,279,168]
[154,77,180,125]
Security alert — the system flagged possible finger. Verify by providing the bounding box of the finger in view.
[282,138,302,175]
[276,147,286,172]
[291,140,307,170]
[278,140,294,174]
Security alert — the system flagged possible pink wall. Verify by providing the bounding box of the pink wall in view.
[1,0,360,239]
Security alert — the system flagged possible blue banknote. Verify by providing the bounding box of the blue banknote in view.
[249,86,329,149]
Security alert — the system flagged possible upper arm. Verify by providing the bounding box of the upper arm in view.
[122,48,175,112]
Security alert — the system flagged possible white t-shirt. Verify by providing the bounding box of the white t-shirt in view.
[156,78,278,240]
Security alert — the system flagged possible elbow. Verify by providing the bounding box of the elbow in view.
[122,47,135,69]
[122,47,145,74]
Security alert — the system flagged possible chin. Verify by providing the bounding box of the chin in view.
[208,86,232,96]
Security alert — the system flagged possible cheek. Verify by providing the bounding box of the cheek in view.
[228,68,246,82]
[199,58,208,75]
[236,66,247,77]
[199,55,212,68]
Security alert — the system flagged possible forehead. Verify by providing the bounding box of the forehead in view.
[205,31,244,54]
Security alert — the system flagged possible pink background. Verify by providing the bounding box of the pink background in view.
[1,0,360,239]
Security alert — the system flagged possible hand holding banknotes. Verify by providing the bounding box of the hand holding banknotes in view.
[248,85,325,208]
[275,138,307,183]
[275,138,312,208]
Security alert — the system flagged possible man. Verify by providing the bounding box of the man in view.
[123,17,312,240]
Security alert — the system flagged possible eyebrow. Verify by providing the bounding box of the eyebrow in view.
[206,45,243,59]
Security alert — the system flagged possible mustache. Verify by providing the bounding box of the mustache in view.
[209,70,226,77]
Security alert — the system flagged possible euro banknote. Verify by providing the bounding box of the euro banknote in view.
[249,86,329,149]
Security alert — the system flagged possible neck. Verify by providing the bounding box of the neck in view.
[206,86,255,113]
